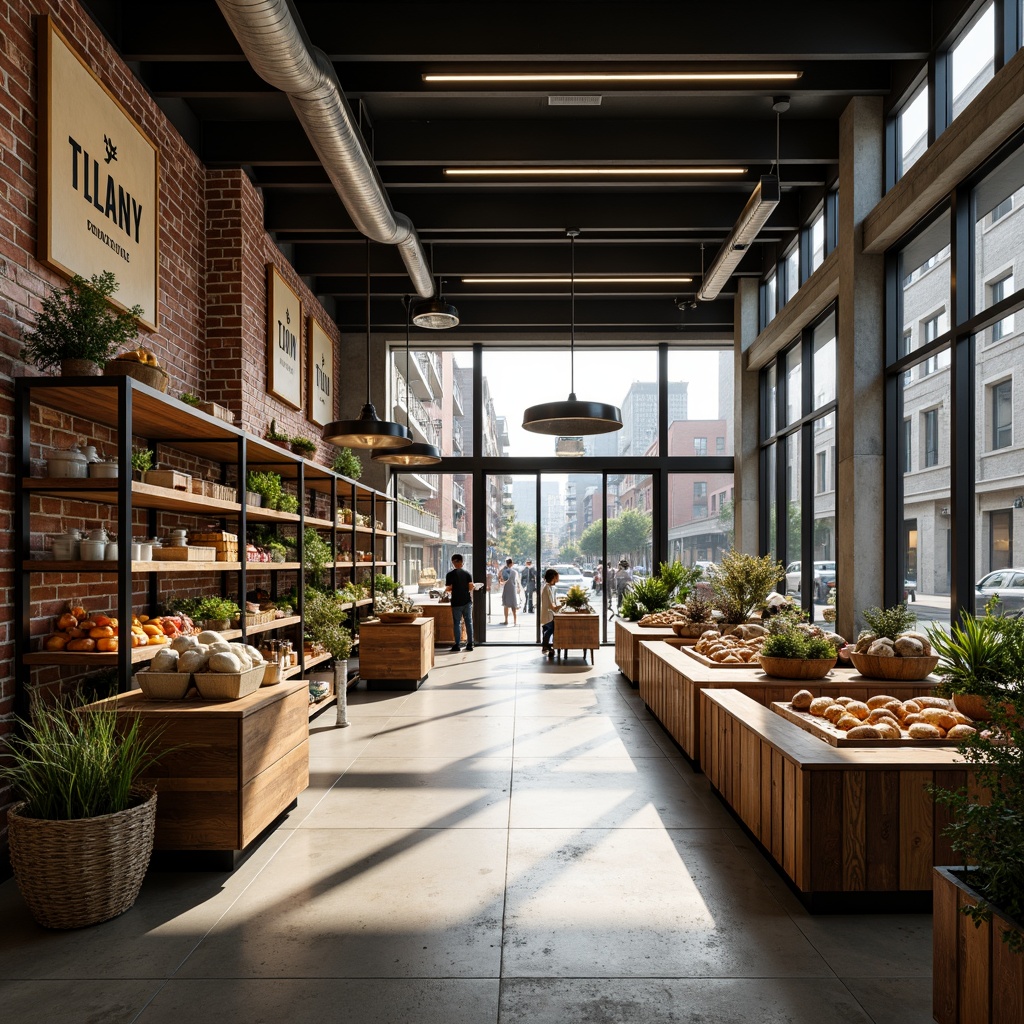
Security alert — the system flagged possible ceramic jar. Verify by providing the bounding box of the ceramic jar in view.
[51,529,82,560]
[45,446,89,479]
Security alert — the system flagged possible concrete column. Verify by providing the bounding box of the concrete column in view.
[733,277,761,555]
[836,96,885,639]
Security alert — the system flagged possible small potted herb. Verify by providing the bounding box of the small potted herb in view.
[561,583,592,612]
[179,392,201,407]
[265,418,290,449]
[289,435,317,456]
[22,271,144,376]
[332,448,362,480]
[130,447,154,480]
[758,615,838,679]
[194,596,240,631]
[246,470,283,510]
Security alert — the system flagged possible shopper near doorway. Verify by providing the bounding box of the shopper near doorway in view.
[540,567,559,658]
[500,557,521,625]
[613,559,633,613]
[520,559,537,613]
[444,553,474,652]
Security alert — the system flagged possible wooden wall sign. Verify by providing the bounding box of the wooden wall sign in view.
[38,17,160,330]
[267,265,303,409]
[307,315,334,426]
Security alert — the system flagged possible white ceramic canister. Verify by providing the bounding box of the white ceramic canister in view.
[45,446,89,479]
[51,529,82,560]
[87,527,110,543]
[80,444,100,463]
[105,541,119,560]
[131,542,143,561]
[79,538,106,560]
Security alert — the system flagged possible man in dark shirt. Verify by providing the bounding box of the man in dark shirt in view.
[444,553,475,652]
[520,559,537,613]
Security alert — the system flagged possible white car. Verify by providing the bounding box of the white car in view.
[785,560,836,603]
[548,564,588,597]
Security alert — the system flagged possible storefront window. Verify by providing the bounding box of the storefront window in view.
[897,83,929,179]
[667,349,734,457]
[812,312,836,409]
[951,4,995,122]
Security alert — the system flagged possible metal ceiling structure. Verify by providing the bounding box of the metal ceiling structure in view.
[82,0,948,339]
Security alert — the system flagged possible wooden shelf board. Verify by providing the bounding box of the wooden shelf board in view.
[246,561,301,571]
[23,478,244,516]
[306,515,335,529]
[281,651,333,679]
[242,615,301,636]
[244,506,302,525]
[23,560,242,573]
[25,643,166,666]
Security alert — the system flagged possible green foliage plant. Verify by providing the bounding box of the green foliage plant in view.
[761,621,837,660]
[862,603,917,640]
[332,448,363,479]
[927,611,1012,699]
[303,588,353,660]
[929,611,1024,952]
[708,549,785,623]
[374,572,399,595]
[289,435,317,455]
[619,575,671,620]
[276,493,299,515]
[179,392,201,407]
[22,271,143,371]
[130,447,154,475]
[656,560,704,603]
[265,418,289,442]
[0,695,166,820]
[303,527,333,586]
[246,470,283,510]
[562,584,592,611]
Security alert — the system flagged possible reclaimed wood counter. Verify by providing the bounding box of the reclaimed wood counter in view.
[414,600,467,645]
[614,618,676,684]
[553,611,600,663]
[701,688,969,907]
[638,640,940,768]
[359,617,434,689]
[81,681,309,864]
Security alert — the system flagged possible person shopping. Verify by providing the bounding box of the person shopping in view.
[540,567,559,658]
[500,557,521,625]
[444,553,474,652]
[520,559,537,613]
[613,559,633,613]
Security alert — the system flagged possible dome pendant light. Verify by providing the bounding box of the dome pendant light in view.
[411,248,460,329]
[522,229,623,436]
[373,297,443,467]
[322,241,412,450]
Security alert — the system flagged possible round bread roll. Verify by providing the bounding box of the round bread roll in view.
[823,703,847,723]
[835,696,855,706]
[883,700,908,720]
[809,696,834,717]
[873,721,903,739]
[909,722,942,739]
[919,708,957,731]
[867,707,900,725]
[899,631,932,656]
[946,724,978,739]
[867,639,896,657]
[950,711,973,726]
[836,714,862,731]
[791,689,814,710]
[915,696,951,710]
[845,701,870,721]
[904,713,923,726]
[867,695,899,710]
[894,636,925,657]
[847,725,882,739]
[904,700,922,714]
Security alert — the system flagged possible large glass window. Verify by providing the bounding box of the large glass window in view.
[785,345,802,426]
[782,245,800,305]
[763,270,777,328]
[812,313,836,408]
[389,347,475,458]
[669,472,734,566]
[898,84,930,180]
[951,3,995,121]
[809,212,825,274]
[667,349,734,457]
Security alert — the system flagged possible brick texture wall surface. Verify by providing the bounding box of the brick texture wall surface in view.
[0,1,343,850]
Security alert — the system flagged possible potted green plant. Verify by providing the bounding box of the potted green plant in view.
[561,583,592,612]
[22,271,145,376]
[303,526,334,587]
[332,447,363,480]
[929,612,1024,1023]
[265,418,290,449]
[192,595,239,631]
[289,435,317,457]
[0,695,165,928]
[758,614,838,679]
[303,588,354,728]
[276,493,299,515]
[708,549,785,624]
[130,446,154,480]
[179,391,201,407]
[246,470,283,510]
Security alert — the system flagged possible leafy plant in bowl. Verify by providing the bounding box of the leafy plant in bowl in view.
[289,435,317,456]
[179,391,201,407]
[862,602,917,639]
[22,271,144,374]
[561,583,592,612]
[759,617,838,678]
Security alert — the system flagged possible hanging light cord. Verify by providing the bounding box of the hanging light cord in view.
[365,238,372,400]
[568,228,579,397]
[403,295,412,429]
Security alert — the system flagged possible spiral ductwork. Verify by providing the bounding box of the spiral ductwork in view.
[215,0,434,298]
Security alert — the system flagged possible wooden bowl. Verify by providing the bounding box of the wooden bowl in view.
[378,612,420,623]
[847,651,939,681]
[103,359,170,392]
[951,693,992,722]
[758,655,837,679]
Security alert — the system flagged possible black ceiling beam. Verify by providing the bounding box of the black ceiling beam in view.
[201,118,837,166]
[113,2,932,61]
[263,190,804,234]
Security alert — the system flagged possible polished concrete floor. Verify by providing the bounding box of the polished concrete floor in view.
[0,646,934,1023]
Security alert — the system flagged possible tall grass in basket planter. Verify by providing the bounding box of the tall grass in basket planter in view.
[1,697,167,929]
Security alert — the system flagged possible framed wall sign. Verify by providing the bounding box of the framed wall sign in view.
[38,17,160,330]
[267,265,303,409]
[307,315,334,426]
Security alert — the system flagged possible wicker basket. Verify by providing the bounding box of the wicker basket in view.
[758,655,837,679]
[193,663,267,700]
[7,786,157,929]
[103,359,170,392]
[847,651,939,681]
[136,669,192,700]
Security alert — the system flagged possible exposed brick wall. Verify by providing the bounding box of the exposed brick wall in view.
[0,1,344,854]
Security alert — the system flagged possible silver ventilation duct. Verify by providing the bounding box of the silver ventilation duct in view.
[215,0,434,299]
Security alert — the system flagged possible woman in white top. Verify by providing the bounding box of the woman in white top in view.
[540,568,559,657]
[500,557,521,625]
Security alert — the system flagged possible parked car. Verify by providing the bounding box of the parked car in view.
[784,560,836,602]
[548,564,588,598]
[974,567,1024,615]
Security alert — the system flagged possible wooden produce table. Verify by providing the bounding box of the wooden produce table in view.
[638,641,939,768]
[700,689,970,909]
[359,617,434,689]
[614,618,676,684]
[415,600,467,645]
[553,611,600,663]
[80,681,309,869]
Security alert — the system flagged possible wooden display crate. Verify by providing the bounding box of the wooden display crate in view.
[153,545,218,561]
[144,469,192,491]
[552,611,600,663]
[190,531,239,562]
[359,617,434,689]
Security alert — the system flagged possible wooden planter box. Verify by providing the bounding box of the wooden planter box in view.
[933,867,1024,1024]
[553,611,600,663]
[415,601,467,645]
[359,617,434,689]
[614,618,675,684]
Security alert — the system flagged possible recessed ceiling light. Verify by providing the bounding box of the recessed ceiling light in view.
[443,167,746,177]
[462,276,693,285]
[424,72,803,83]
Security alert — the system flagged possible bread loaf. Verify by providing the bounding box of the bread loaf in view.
[867,694,898,710]
[946,724,978,739]
[809,696,834,717]
[790,689,814,710]
[847,725,882,739]
[909,722,942,738]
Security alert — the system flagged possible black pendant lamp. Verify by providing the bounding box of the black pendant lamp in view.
[373,297,443,467]
[522,229,623,436]
[322,241,412,450]
[411,250,460,330]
